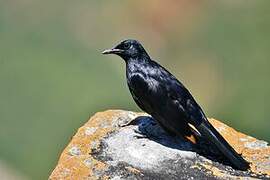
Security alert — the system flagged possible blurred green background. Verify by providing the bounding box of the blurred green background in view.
[0,0,269,179]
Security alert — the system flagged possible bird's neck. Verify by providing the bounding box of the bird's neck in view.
[125,57,151,78]
[126,52,151,63]
[126,56,149,68]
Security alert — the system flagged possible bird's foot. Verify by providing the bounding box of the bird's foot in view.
[133,129,163,140]
[133,129,149,139]
[120,118,141,128]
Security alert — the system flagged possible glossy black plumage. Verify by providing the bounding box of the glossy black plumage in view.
[103,39,249,170]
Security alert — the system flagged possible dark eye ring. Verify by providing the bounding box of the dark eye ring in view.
[123,43,131,49]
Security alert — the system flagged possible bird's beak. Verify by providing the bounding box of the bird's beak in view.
[102,48,124,55]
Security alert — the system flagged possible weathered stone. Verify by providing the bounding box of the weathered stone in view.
[49,110,270,179]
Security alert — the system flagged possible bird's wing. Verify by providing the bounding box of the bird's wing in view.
[129,70,200,142]
[129,65,206,125]
[168,78,206,125]
[128,73,156,113]
[151,62,207,126]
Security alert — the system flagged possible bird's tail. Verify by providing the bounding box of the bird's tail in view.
[197,121,250,170]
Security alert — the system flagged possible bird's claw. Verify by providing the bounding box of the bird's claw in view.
[133,129,148,139]
[120,118,140,127]
[134,135,148,139]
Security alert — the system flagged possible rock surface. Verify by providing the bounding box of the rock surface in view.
[49,110,270,179]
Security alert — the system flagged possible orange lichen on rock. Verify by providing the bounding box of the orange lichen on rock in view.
[50,110,135,179]
[208,118,270,175]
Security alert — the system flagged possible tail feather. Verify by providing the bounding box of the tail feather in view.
[197,121,250,170]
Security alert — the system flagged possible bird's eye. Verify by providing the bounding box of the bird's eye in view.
[123,43,131,50]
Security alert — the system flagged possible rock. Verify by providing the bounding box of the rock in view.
[49,110,270,179]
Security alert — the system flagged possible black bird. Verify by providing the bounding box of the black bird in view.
[102,39,249,170]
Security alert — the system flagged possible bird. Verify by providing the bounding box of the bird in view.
[102,39,250,170]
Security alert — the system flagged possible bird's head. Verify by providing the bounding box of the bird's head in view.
[102,39,149,61]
